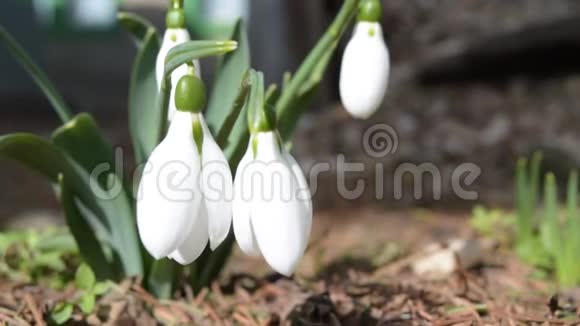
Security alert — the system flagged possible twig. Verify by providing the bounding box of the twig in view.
[194,287,209,306]
[23,294,44,326]
[131,284,159,306]
[414,301,434,322]
[432,313,475,326]
[232,312,254,326]
[493,309,579,325]
[237,305,258,326]
[203,303,223,325]
[0,307,30,326]
[448,298,484,325]
[184,284,194,303]
[211,281,226,308]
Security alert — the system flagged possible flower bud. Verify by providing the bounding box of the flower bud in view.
[339,20,390,119]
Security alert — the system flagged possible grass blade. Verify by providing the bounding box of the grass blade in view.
[566,171,580,285]
[0,25,72,123]
[515,158,531,244]
[541,173,559,256]
[529,152,542,218]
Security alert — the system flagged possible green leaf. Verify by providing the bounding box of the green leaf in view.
[0,133,77,184]
[163,40,239,79]
[0,25,73,123]
[58,174,112,280]
[297,41,336,96]
[155,39,240,157]
[206,20,251,171]
[78,294,96,314]
[164,40,238,62]
[75,263,96,291]
[215,72,251,148]
[117,12,156,46]
[147,259,176,299]
[52,113,118,188]
[516,238,551,269]
[33,229,77,253]
[246,70,266,132]
[52,116,142,277]
[206,20,250,132]
[51,303,73,325]
[0,134,143,277]
[127,28,161,164]
[93,282,111,296]
[265,84,280,108]
[33,252,66,271]
[0,231,28,253]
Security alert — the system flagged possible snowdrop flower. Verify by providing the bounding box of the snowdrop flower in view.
[156,0,201,122]
[339,0,390,119]
[232,71,312,276]
[138,70,233,264]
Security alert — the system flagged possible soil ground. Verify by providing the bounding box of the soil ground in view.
[1,208,576,325]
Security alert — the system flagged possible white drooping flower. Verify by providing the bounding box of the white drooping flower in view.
[155,28,202,122]
[232,131,312,276]
[339,21,390,119]
[137,110,202,259]
[169,114,234,264]
[137,73,233,264]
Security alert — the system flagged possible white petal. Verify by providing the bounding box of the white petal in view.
[250,132,311,276]
[155,28,202,122]
[137,111,202,259]
[169,200,209,265]
[232,141,261,256]
[283,151,313,216]
[282,151,313,254]
[197,116,233,250]
[339,22,390,119]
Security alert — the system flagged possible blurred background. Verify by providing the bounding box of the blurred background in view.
[3,0,580,227]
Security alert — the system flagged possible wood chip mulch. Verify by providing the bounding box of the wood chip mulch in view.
[1,251,579,325]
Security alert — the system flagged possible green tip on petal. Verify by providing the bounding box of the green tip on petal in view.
[358,0,382,22]
[251,135,258,159]
[192,115,204,155]
[175,75,206,113]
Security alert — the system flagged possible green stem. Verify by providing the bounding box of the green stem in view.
[275,0,360,140]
